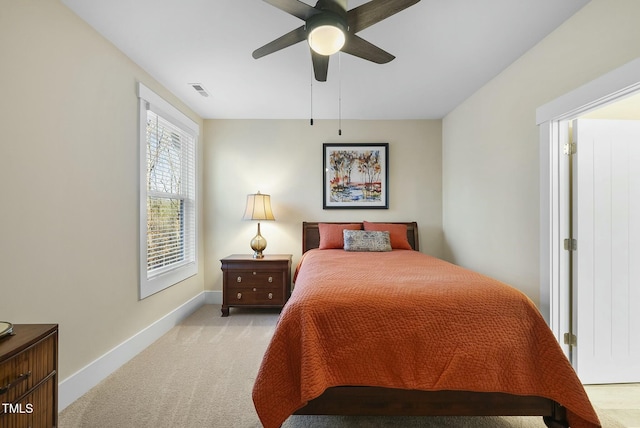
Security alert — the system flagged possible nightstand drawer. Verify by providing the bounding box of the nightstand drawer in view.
[226,286,284,305]
[0,375,55,428]
[232,271,280,287]
[0,325,58,427]
[0,333,55,405]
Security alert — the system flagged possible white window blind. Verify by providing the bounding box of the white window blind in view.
[138,83,198,299]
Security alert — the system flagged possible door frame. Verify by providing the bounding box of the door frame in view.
[536,57,640,359]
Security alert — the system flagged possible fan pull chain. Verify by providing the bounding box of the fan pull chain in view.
[338,52,342,136]
[310,60,314,126]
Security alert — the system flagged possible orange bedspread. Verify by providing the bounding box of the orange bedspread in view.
[252,250,600,428]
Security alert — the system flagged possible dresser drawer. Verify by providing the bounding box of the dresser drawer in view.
[0,325,57,428]
[226,286,284,305]
[0,375,55,428]
[0,333,55,406]
[231,271,282,288]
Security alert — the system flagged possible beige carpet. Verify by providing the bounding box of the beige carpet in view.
[59,305,626,427]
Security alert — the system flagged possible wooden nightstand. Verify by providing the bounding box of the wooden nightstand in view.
[220,254,292,317]
[0,324,58,428]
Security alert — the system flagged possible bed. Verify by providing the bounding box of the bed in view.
[252,222,601,428]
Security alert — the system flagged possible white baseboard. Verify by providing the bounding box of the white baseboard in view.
[58,292,207,411]
[204,289,222,305]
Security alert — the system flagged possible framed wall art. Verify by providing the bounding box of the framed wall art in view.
[323,143,389,209]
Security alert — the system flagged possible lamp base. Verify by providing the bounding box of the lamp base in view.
[250,222,267,259]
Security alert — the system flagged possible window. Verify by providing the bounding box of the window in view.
[138,83,199,299]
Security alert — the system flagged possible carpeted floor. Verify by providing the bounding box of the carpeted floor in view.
[59,305,627,427]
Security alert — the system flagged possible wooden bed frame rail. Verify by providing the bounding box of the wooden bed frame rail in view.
[294,387,568,427]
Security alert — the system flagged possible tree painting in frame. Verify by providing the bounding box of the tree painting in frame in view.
[323,143,389,209]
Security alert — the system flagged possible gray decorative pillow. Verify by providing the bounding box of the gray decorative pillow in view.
[343,230,392,252]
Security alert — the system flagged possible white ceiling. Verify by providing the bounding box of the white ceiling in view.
[61,0,590,120]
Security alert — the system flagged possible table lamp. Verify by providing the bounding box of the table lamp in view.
[242,191,275,259]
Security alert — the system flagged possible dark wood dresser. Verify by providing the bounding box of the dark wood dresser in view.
[0,324,58,428]
[221,254,292,316]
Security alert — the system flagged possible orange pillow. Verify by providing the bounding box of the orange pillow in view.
[318,223,362,249]
[363,221,413,250]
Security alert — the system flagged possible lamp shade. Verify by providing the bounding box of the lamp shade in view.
[242,192,275,221]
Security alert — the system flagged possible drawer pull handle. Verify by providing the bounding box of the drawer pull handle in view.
[253,288,257,292]
[268,276,273,283]
[237,276,242,283]
[237,292,242,300]
[0,371,31,396]
[268,293,273,300]
[253,272,257,275]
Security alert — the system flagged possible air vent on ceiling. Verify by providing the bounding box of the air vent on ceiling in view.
[189,83,210,97]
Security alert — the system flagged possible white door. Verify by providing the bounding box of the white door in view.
[573,118,640,384]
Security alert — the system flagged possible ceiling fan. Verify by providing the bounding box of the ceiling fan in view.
[252,0,421,82]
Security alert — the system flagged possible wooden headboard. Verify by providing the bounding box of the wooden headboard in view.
[302,222,419,253]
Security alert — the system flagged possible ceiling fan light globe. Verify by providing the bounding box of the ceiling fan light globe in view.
[308,25,345,56]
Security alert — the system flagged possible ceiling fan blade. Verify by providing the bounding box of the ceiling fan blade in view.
[347,0,420,33]
[263,0,320,20]
[253,26,307,59]
[311,50,329,82]
[341,34,395,64]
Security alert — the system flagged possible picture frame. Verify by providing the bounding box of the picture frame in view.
[323,143,389,209]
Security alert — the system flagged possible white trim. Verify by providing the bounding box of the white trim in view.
[536,57,640,124]
[58,293,205,411]
[137,83,199,136]
[537,57,640,350]
[538,122,553,325]
[204,290,222,305]
[138,84,199,299]
[138,97,148,298]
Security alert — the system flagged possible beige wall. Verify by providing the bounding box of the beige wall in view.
[203,119,443,291]
[0,1,204,380]
[442,0,640,305]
